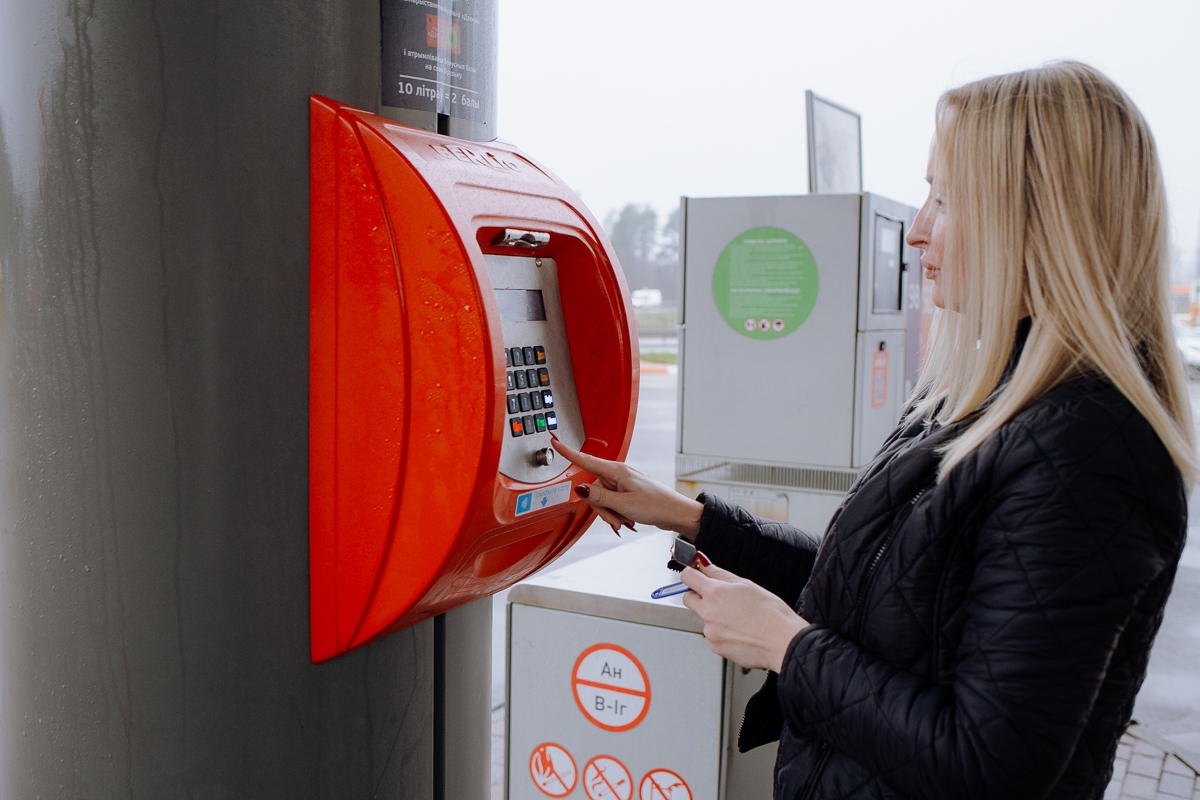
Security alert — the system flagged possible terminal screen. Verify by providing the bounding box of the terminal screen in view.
[872,216,903,313]
[495,289,547,322]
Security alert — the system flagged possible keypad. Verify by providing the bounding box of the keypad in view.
[505,342,558,437]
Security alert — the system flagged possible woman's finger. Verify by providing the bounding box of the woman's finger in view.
[552,439,625,482]
[693,559,738,582]
[680,565,718,595]
[581,482,637,522]
[590,504,626,533]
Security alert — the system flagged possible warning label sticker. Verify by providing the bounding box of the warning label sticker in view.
[529,742,576,797]
[871,348,888,408]
[583,755,633,800]
[639,769,692,800]
[572,643,651,732]
[515,480,572,517]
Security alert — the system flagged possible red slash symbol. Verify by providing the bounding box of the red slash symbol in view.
[583,755,633,800]
[529,742,576,797]
[639,768,692,800]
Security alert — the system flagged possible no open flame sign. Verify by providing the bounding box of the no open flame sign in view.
[572,643,651,732]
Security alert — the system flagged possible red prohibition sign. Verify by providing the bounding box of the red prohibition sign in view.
[583,755,633,800]
[572,642,651,732]
[529,742,577,797]
[639,768,692,800]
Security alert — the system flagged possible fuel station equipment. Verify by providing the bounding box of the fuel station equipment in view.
[674,193,921,533]
[507,532,775,800]
[308,95,639,657]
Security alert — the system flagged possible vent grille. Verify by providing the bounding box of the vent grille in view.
[675,455,858,494]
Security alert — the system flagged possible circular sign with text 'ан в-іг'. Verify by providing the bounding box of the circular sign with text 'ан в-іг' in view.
[572,643,651,732]
[712,226,819,340]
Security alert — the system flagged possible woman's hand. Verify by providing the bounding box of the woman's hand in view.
[681,557,809,673]
[551,438,704,539]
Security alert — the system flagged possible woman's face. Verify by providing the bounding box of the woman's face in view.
[906,140,949,309]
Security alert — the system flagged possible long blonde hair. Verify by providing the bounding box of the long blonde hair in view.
[913,61,1197,484]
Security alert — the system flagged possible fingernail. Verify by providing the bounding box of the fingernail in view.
[575,484,590,498]
[697,551,712,567]
[611,524,621,537]
[624,524,637,533]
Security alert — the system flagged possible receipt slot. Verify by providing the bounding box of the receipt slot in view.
[308,96,638,662]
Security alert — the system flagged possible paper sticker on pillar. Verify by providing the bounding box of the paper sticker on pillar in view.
[572,643,651,732]
[515,481,572,516]
[583,755,634,800]
[713,227,819,340]
[639,769,692,800]
[530,742,577,797]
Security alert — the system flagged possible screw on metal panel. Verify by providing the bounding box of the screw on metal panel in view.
[534,258,542,267]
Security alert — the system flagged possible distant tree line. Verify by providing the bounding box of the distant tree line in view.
[603,204,680,305]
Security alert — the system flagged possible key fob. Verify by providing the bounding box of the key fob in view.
[666,536,698,572]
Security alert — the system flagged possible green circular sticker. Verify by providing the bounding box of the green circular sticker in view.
[712,227,818,339]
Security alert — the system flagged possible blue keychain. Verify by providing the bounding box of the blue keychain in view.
[651,537,699,599]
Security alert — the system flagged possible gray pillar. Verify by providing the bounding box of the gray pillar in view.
[0,1,441,796]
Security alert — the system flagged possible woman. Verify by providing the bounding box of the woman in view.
[554,62,1193,799]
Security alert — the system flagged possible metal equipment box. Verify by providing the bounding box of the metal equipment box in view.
[507,532,776,799]
[675,193,919,533]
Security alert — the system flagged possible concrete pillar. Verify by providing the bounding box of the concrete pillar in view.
[0,1,468,795]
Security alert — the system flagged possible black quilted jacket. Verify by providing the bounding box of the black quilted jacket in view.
[694,373,1187,800]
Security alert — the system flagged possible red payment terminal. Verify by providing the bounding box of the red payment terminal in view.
[308,96,639,662]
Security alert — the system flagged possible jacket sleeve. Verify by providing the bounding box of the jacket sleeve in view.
[693,492,820,608]
[774,412,1185,799]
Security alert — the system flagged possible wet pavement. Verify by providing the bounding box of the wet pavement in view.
[490,367,1200,796]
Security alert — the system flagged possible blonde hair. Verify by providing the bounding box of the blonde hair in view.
[913,61,1197,484]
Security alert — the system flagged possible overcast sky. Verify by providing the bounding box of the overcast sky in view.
[496,0,1200,272]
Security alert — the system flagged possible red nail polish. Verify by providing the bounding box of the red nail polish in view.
[697,551,712,567]
[575,484,590,498]
[624,524,637,533]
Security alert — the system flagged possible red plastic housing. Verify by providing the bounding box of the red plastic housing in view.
[309,96,639,663]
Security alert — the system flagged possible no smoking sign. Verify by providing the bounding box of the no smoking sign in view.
[572,643,651,732]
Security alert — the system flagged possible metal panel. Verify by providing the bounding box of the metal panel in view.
[508,604,724,800]
[680,195,862,469]
[853,330,907,467]
[857,193,918,332]
[487,255,585,482]
[675,480,846,536]
[721,664,776,800]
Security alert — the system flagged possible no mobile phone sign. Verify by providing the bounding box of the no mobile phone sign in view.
[572,643,651,732]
